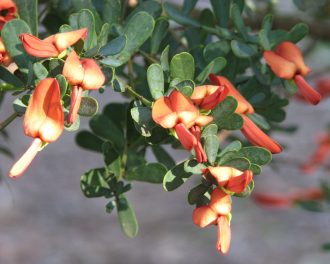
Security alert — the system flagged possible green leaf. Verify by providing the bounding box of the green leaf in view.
[71,0,102,31]
[160,45,170,73]
[33,63,48,80]
[247,114,270,130]
[64,115,80,131]
[182,0,198,14]
[97,22,110,48]
[102,0,122,26]
[90,114,125,150]
[126,163,167,184]
[2,19,33,69]
[231,40,257,58]
[196,57,227,83]
[163,161,192,191]
[184,160,206,174]
[76,9,97,50]
[203,40,230,62]
[100,12,154,67]
[230,3,248,40]
[250,164,261,175]
[221,141,242,155]
[76,130,104,152]
[103,142,121,176]
[150,17,169,55]
[217,113,243,130]
[201,124,218,138]
[204,135,219,164]
[0,66,24,87]
[14,0,38,35]
[127,0,162,19]
[262,14,273,33]
[56,74,68,98]
[258,29,271,50]
[282,79,298,95]
[188,184,210,205]
[212,96,238,123]
[210,0,230,27]
[289,23,309,43]
[147,64,164,99]
[170,52,195,80]
[163,2,201,27]
[99,35,126,56]
[238,147,272,165]
[80,168,110,198]
[78,96,99,117]
[116,194,139,238]
[221,157,251,171]
[130,107,156,137]
[151,145,175,169]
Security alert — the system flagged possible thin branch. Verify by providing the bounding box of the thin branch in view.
[125,85,152,107]
[0,112,19,131]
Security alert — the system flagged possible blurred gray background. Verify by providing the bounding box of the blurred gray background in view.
[1,0,330,263]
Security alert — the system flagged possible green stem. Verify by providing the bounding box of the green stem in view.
[0,112,19,131]
[139,50,158,64]
[125,85,152,107]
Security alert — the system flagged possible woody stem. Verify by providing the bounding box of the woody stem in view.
[125,85,152,107]
[0,112,19,131]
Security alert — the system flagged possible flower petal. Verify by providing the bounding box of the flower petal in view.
[20,34,59,58]
[53,28,88,52]
[216,216,231,254]
[226,170,253,193]
[294,75,321,105]
[209,188,232,215]
[192,206,218,228]
[152,96,178,128]
[62,50,84,86]
[81,58,105,90]
[175,123,196,151]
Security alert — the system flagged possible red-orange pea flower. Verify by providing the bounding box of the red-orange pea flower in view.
[264,41,321,105]
[203,166,253,194]
[210,74,282,154]
[192,189,232,254]
[0,37,12,66]
[254,188,324,208]
[301,133,330,173]
[152,90,213,163]
[9,78,64,178]
[20,28,87,58]
[0,0,16,30]
[62,50,105,124]
[190,85,228,110]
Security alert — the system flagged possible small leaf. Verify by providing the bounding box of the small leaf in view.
[56,74,68,98]
[196,57,227,83]
[170,52,195,80]
[204,135,219,164]
[126,163,167,184]
[78,96,99,117]
[184,159,206,174]
[160,45,170,73]
[163,161,192,191]
[210,0,231,27]
[151,145,176,169]
[99,35,127,56]
[221,157,251,171]
[201,124,218,138]
[116,194,139,238]
[231,40,257,58]
[282,79,298,95]
[188,184,210,205]
[80,168,111,198]
[0,66,24,87]
[203,40,230,62]
[212,96,237,123]
[163,2,201,27]
[150,17,169,55]
[33,62,48,80]
[14,0,38,35]
[147,64,164,99]
[289,22,309,43]
[238,147,272,165]
[76,130,104,152]
[130,106,156,137]
[182,0,198,15]
[230,3,248,40]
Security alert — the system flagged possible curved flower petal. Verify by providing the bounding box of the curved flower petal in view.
[20,34,59,58]
[24,78,64,142]
[81,58,105,90]
[241,115,283,154]
[62,50,85,86]
[226,170,253,193]
[263,50,297,80]
[209,188,232,215]
[152,96,178,128]
[53,28,88,52]
[192,206,218,228]
[175,123,196,151]
[209,74,254,114]
[195,115,213,127]
[275,41,311,76]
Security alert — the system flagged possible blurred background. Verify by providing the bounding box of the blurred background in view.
[1,0,330,263]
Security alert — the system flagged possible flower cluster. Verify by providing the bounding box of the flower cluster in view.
[8,28,105,178]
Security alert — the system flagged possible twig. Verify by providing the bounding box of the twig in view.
[125,85,152,107]
[0,112,19,131]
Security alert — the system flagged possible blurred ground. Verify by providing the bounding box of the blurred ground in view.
[1,0,330,263]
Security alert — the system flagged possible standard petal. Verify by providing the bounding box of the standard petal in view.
[275,41,311,76]
[209,188,232,215]
[20,34,59,58]
[195,115,213,127]
[152,96,178,128]
[226,170,253,193]
[192,206,218,228]
[241,115,283,154]
[263,50,297,80]
[62,50,84,86]
[190,85,208,105]
[81,59,105,90]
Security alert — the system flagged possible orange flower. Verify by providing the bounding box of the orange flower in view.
[192,189,232,254]
[203,166,253,194]
[264,42,321,105]
[20,28,87,58]
[62,50,105,124]
[254,188,324,208]
[0,0,16,30]
[152,90,213,163]
[301,133,330,173]
[0,37,12,66]
[9,78,64,178]
[210,74,282,154]
[190,85,228,110]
